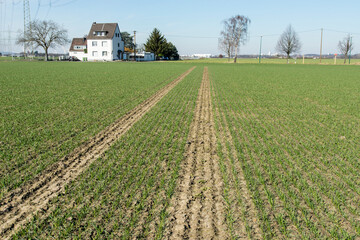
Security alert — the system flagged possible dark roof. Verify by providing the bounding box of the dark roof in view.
[69,38,87,51]
[87,22,118,40]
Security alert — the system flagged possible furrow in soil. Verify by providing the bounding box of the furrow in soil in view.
[166,67,228,239]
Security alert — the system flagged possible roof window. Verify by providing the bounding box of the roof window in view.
[94,31,107,36]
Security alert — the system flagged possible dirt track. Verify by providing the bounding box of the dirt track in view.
[165,67,228,239]
[0,66,195,239]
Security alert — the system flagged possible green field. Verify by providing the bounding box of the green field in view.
[1,61,360,239]
[210,64,360,239]
[0,62,190,198]
[181,57,360,65]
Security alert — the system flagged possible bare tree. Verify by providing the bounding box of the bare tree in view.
[338,34,353,64]
[276,25,301,64]
[17,20,69,61]
[220,15,251,63]
[218,30,233,61]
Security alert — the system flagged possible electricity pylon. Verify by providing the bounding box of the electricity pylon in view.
[23,0,31,57]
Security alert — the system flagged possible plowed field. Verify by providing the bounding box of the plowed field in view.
[1,62,359,239]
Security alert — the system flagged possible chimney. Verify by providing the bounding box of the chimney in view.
[93,22,96,25]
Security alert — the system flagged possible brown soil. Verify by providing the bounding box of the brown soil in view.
[165,67,228,239]
[0,66,196,240]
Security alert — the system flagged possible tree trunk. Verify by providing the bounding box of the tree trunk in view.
[344,54,347,64]
[45,47,49,61]
[234,46,238,63]
[287,54,290,64]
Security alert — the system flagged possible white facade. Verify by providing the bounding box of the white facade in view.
[88,39,114,61]
[69,50,88,61]
[129,52,155,61]
[87,25,124,61]
[69,23,124,62]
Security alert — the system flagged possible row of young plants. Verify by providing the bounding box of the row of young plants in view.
[13,66,203,239]
[209,64,360,239]
[0,62,190,199]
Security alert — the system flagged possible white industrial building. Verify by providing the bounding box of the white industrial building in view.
[128,52,155,61]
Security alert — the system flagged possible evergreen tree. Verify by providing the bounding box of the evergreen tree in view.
[144,28,166,59]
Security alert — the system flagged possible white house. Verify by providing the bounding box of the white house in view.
[69,22,125,61]
[69,38,87,61]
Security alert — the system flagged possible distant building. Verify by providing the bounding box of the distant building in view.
[69,22,125,61]
[127,51,155,61]
[192,54,212,58]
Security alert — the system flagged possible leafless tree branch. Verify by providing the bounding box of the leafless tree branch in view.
[276,25,301,63]
[338,34,353,64]
[17,20,69,61]
[219,15,251,63]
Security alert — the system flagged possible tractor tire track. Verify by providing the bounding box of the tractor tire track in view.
[211,78,263,239]
[0,66,196,239]
[166,67,228,239]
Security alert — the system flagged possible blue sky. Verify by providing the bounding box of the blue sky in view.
[1,0,360,55]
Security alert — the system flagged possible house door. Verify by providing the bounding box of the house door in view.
[117,50,122,60]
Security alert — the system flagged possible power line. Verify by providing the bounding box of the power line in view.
[252,29,321,38]
[51,0,77,7]
[39,0,77,8]
[138,28,322,40]
[44,0,51,19]
[34,0,40,19]
[324,28,360,36]
[166,34,218,39]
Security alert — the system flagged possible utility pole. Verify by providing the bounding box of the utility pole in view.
[349,35,353,64]
[319,28,323,64]
[259,36,262,64]
[133,30,136,62]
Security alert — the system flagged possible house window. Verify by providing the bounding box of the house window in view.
[92,51,98,57]
[94,31,107,36]
[118,43,120,47]
[102,41,108,47]
[102,51,107,56]
[92,41,97,46]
